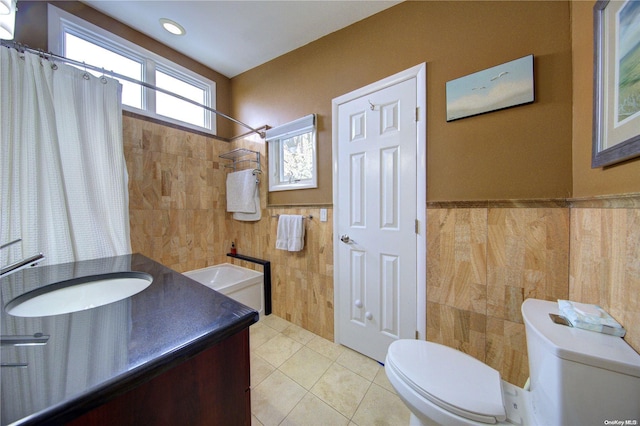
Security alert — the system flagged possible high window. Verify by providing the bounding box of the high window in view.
[48,5,215,133]
[267,114,317,192]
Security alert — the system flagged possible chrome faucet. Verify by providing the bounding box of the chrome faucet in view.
[0,239,45,278]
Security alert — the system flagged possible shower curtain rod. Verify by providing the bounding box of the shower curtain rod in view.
[1,41,267,141]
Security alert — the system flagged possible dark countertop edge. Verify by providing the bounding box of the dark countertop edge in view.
[16,311,258,426]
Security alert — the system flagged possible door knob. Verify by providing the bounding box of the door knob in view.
[365,311,373,320]
[354,299,363,308]
[340,235,351,244]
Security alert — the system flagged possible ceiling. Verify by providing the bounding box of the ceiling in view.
[83,1,402,78]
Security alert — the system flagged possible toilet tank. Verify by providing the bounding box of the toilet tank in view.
[522,299,640,426]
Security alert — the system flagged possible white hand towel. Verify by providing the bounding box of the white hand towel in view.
[226,170,257,213]
[233,186,261,221]
[276,215,305,251]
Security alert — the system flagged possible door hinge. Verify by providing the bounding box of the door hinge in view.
[415,107,419,122]
[415,219,419,235]
[415,330,419,339]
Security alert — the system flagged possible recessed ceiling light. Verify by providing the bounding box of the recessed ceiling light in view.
[160,18,185,36]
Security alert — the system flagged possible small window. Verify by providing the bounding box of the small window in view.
[48,5,216,134]
[267,114,317,192]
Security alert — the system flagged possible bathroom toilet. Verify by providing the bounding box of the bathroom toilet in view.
[385,299,640,426]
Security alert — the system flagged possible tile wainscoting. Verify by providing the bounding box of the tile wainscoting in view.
[428,196,640,386]
[124,115,230,271]
[124,115,638,387]
[123,115,335,340]
[569,198,640,353]
[427,202,570,387]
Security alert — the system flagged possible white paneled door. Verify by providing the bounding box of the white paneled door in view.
[334,72,422,363]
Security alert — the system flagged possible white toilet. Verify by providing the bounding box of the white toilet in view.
[385,298,640,426]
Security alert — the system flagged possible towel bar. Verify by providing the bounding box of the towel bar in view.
[271,214,313,219]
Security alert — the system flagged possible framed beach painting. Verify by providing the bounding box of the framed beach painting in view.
[446,55,534,122]
[592,0,640,167]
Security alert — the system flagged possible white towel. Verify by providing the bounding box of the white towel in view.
[226,170,257,213]
[233,186,261,221]
[276,215,305,251]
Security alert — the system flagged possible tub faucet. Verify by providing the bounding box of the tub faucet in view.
[0,239,45,278]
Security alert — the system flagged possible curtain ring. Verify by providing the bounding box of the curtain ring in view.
[47,51,58,70]
[82,62,90,80]
[100,68,108,84]
[36,49,45,66]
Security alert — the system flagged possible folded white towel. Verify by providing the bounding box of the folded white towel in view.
[226,170,257,213]
[233,186,261,221]
[276,214,305,251]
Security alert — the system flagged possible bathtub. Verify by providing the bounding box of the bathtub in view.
[184,264,264,318]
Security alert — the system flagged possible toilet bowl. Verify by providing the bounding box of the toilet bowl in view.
[385,299,640,426]
[385,340,529,426]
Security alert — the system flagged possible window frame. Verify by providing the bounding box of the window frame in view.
[47,4,216,134]
[267,114,318,192]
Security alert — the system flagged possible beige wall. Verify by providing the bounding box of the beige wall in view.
[231,1,574,204]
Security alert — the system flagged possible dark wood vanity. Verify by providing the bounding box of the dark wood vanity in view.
[68,328,250,425]
[0,254,257,425]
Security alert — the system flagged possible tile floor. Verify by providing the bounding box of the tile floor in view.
[250,314,411,426]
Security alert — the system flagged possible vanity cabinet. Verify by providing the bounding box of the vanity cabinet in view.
[1,254,257,426]
[68,328,250,426]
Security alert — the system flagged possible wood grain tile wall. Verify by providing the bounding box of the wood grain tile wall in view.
[427,206,570,386]
[570,207,640,352]
[124,115,230,272]
[427,201,639,387]
[426,208,488,362]
[124,116,335,340]
[123,116,639,386]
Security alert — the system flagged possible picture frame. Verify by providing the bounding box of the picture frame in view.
[592,0,640,168]
[446,55,534,121]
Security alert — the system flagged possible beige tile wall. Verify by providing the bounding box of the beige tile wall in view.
[124,115,230,271]
[124,116,639,387]
[124,116,335,339]
[426,205,570,386]
[427,201,639,387]
[570,206,640,352]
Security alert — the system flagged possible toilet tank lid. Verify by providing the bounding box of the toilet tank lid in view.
[522,299,640,378]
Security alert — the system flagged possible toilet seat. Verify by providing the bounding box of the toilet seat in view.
[386,340,506,424]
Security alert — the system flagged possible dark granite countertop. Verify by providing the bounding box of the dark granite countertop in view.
[0,253,258,425]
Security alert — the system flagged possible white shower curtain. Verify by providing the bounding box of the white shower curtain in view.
[1,47,131,267]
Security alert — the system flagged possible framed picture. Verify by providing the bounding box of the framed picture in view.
[446,55,534,121]
[592,0,640,168]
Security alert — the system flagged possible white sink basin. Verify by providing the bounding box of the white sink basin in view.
[5,272,153,317]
